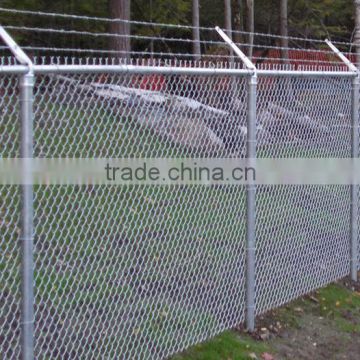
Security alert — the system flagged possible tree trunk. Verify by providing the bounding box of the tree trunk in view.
[355,0,360,67]
[192,0,201,60]
[224,0,232,38]
[279,0,292,99]
[109,0,131,60]
[280,0,289,63]
[233,0,244,45]
[224,0,234,61]
[245,0,254,59]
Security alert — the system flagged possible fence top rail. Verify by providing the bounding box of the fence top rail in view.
[0,64,28,73]
[29,64,254,76]
[256,69,356,77]
[0,64,356,77]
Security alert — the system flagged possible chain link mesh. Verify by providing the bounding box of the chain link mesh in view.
[31,72,247,358]
[256,76,352,315]
[0,68,358,359]
[358,184,360,271]
[0,74,21,359]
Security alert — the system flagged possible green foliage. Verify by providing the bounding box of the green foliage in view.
[288,0,354,41]
[0,1,356,59]
[134,0,190,25]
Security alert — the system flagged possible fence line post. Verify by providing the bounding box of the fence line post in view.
[214,25,257,331]
[351,74,359,282]
[0,25,35,360]
[324,39,359,282]
[246,73,257,331]
[19,69,35,360]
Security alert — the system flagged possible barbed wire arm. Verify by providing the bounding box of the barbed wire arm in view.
[0,25,33,69]
[215,26,256,72]
[325,39,358,73]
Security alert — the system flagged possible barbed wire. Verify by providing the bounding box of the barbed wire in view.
[0,6,355,47]
[5,45,349,65]
[0,50,348,70]
[0,54,347,71]
[3,25,225,45]
[3,25,344,58]
[0,7,356,70]
[1,45,234,60]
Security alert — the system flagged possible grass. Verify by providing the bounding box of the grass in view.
[316,284,360,333]
[172,331,269,360]
[28,183,247,357]
[171,282,360,360]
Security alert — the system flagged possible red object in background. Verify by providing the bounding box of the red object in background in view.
[253,48,354,70]
[95,73,166,91]
[133,74,166,91]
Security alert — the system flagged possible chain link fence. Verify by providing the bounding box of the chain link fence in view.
[1,73,21,359]
[255,76,353,315]
[0,30,360,360]
[31,71,249,359]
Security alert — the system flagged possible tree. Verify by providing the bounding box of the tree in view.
[0,0,356,59]
[355,0,360,67]
[287,0,352,40]
[132,0,191,55]
[223,0,234,61]
[233,0,245,45]
[280,0,289,62]
[109,0,131,59]
[245,0,254,58]
[224,0,232,38]
[192,0,201,60]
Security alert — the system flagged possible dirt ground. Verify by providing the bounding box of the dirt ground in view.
[258,313,360,359]
[247,277,360,360]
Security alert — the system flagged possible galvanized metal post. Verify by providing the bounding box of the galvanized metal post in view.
[246,73,257,331]
[325,39,359,282]
[215,25,257,331]
[351,75,359,282]
[20,70,35,360]
[0,25,35,360]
